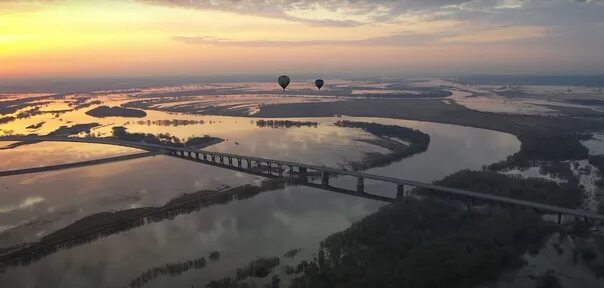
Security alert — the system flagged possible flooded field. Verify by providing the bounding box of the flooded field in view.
[2,79,604,287]
[0,83,524,287]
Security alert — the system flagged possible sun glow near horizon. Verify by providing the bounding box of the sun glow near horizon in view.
[1,0,603,78]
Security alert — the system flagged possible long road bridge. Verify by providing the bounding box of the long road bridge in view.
[1,135,604,224]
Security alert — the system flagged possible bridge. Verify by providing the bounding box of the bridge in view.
[1,135,604,224]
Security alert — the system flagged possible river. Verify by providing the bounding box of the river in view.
[0,98,520,287]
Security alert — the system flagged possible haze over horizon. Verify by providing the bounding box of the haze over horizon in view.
[2,0,604,80]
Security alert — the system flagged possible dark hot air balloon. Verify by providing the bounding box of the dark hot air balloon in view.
[315,79,324,90]
[278,75,290,91]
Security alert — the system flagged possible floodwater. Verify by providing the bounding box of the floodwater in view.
[0,93,521,287]
[0,142,141,171]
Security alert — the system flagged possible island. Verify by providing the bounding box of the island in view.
[85,105,147,118]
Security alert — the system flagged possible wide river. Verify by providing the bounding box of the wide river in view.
[0,103,520,287]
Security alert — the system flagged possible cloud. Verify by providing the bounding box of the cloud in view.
[172,33,446,47]
[173,25,549,47]
[139,0,473,26]
[139,0,604,26]
[441,25,548,43]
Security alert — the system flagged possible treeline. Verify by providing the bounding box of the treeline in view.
[289,198,553,288]
[423,170,583,208]
[256,120,318,128]
[129,250,221,287]
[86,105,147,118]
[68,97,102,110]
[112,126,222,148]
[0,180,287,273]
[133,119,204,127]
[236,257,281,280]
[49,123,99,136]
[490,133,589,170]
[587,155,604,213]
[129,255,210,288]
[26,122,45,130]
[334,120,430,170]
[285,170,589,287]
[0,107,47,125]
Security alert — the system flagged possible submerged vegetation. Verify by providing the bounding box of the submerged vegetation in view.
[289,198,553,288]
[283,169,587,287]
[283,248,302,259]
[129,257,207,288]
[131,119,205,126]
[588,155,604,188]
[236,257,281,280]
[490,133,589,171]
[256,120,318,128]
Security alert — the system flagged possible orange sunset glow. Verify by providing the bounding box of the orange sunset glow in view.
[2,0,603,79]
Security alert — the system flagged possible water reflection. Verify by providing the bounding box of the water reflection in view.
[0,95,521,287]
[0,185,384,288]
[0,142,141,171]
[0,156,260,248]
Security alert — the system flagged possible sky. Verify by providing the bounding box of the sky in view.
[1,0,603,79]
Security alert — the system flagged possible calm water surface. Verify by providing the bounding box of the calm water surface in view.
[0,99,520,287]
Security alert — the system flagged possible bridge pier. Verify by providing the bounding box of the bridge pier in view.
[396,184,405,199]
[227,157,232,166]
[278,164,283,176]
[299,167,308,182]
[321,171,329,186]
[247,160,252,169]
[357,177,364,193]
[237,158,242,168]
[558,213,562,225]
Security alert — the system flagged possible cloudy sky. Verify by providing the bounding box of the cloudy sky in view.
[1,0,603,78]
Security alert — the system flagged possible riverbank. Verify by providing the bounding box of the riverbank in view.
[0,179,287,272]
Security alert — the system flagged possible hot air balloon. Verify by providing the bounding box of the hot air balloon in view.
[278,75,290,91]
[315,79,324,90]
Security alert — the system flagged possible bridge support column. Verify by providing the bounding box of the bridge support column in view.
[278,164,283,176]
[299,167,308,182]
[228,157,232,166]
[238,159,242,168]
[212,155,217,162]
[396,184,405,199]
[321,171,329,186]
[247,160,252,169]
[557,213,562,225]
[288,165,294,178]
[357,177,364,193]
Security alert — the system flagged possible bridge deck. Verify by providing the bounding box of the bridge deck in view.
[1,136,603,222]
